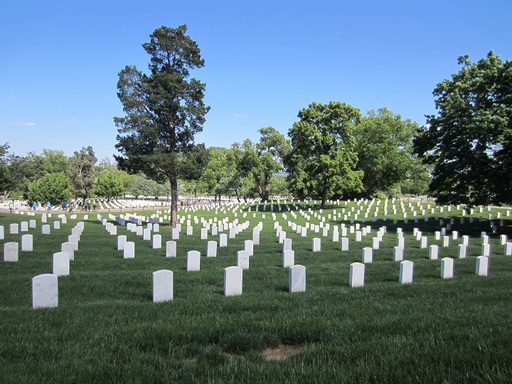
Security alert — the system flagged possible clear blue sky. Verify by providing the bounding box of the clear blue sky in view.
[1,0,511,161]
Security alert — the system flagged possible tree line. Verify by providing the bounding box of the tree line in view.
[2,25,510,220]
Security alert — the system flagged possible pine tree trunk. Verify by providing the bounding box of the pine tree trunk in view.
[170,175,178,228]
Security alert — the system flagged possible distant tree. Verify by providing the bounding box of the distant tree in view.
[354,108,422,197]
[94,171,124,202]
[68,146,97,203]
[130,174,170,199]
[200,147,230,201]
[253,127,289,201]
[41,149,68,174]
[26,172,71,205]
[285,101,364,208]
[0,143,10,201]
[114,25,209,227]
[414,51,512,205]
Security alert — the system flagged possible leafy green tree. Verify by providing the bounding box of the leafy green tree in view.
[0,143,10,201]
[41,149,68,174]
[285,101,364,208]
[26,172,71,205]
[200,147,230,200]
[68,146,97,203]
[130,174,170,199]
[414,51,512,205]
[114,25,209,227]
[354,108,422,197]
[253,127,289,201]
[94,171,124,201]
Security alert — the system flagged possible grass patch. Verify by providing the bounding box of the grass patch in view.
[1,202,511,383]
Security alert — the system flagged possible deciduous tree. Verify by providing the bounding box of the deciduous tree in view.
[68,146,97,203]
[414,51,512,205]
[285,101,363,207]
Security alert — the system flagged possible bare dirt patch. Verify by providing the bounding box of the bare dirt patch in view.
[261,344,301,361]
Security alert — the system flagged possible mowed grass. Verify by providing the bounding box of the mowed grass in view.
[1,201,512,383]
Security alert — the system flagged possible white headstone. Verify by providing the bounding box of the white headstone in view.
[53,252,70,276]
[312,238,321,252]
[420,236,428,249]
[207,241,218,257]
[399,260,414,284]
[42,224,51,235]
[349,262,365,287]
[441,257,454,279]
[457,244,467,258]
[187,250,201,271]
[171,228,180,240]
[20,221,29,232]
[32,274,58,309]
[505,242,512,256]
[166,241,177,257]
[200,228,208,240]
[21,234,33,252]
[123,242,135,259]
[0,225,3,240]
[152,234,162,249]
[61,242,75,260]
[219,233,228,247]
[152,270,173,302]
[283,238,293,251]
[429,245,439,260]
[362,247,373,263]
[237,250,250,269]
[3,242,18,262]
[117,235,127,250]
[224,266,243,296]
[283,249,295,268]
[475,256,489,277]
[393,246,404,262]
[289,265,306,293]
[481,243,491,257]
[340,237,349,251]
[244,240,254,256]
[10,223,19,234]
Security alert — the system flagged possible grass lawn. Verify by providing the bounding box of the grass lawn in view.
[1,200,511,383]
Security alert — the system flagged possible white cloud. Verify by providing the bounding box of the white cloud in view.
[233,113,246,118]
[11,121,36,127]
[65,118,79,123]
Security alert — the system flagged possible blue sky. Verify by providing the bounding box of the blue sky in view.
[1,0,511,161]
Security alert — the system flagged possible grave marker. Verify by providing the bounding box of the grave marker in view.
[187,250,200,271]
[289,265,306,293]
[52,252,70,276]
[399,260,414,284]
[152,270,173,302]
[224,266,243,296]
[349,262,365,287]
[32,274,58,309]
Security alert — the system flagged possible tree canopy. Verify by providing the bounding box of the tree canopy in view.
[114,24,209,226]
[285,101,364,207]
[354,108,423,197]
[414,51,512,206]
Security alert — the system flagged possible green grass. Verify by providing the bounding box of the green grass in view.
[1,201,512,383]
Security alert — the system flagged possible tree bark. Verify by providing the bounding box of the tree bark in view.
[170,175,178,228]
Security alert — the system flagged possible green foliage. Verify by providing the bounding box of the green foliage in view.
[114,24,209,226]
[26,171,71,204]
[41,149,68,174]
[355,108,424,197]
[253,127,289,201]
[130,174,170,198]
[414,51,512,206]
[94,171,124,201]
[68,146,97,201]
[285,101,364,207]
